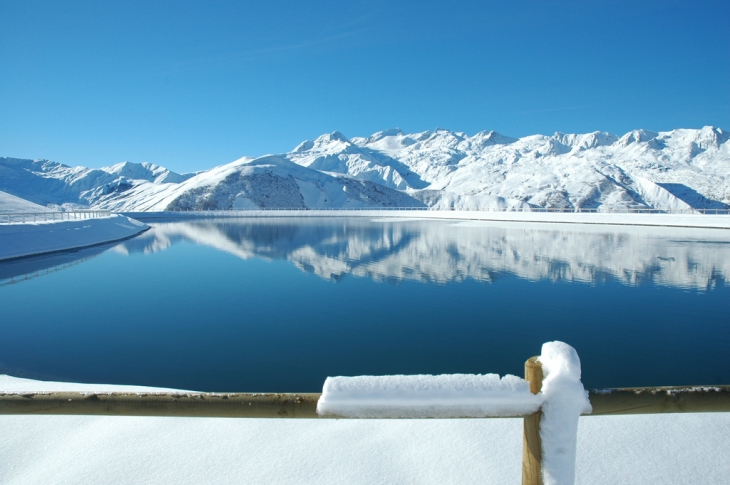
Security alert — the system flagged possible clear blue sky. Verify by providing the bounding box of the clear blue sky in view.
[1,0,728,173]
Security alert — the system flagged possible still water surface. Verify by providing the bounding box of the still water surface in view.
[1,218,728,391]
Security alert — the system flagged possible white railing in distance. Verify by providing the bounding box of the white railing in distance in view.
[0,211,113,224]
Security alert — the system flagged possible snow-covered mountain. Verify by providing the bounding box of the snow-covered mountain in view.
[297,126,729,210]
[0,155,421,211]
[0,158,193,209]
[1,126,728,211]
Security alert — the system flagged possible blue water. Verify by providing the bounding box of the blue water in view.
[1,218,728,391]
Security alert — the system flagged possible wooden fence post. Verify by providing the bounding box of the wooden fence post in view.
[522,356,544,485]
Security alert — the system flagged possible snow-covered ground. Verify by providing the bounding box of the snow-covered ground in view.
[2,126,729,211]
[0,214,148,261]
[1,374,728,485]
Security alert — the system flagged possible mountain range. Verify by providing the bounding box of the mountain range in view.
[1,126,728,211]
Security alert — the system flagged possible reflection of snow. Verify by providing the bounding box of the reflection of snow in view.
[114,219,730,290]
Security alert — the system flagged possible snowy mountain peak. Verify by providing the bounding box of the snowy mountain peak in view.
[293,140,314,152]
[318,131,349,143]
[414,128,467,148]
[551,131,619,150]
[364,128,404,144]
[694,125,729,148]
[101,161,188,184]
[295,131,352,153]
[618,129,659,146]
[471,130,518,146]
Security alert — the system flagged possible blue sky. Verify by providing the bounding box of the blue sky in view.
[1,0,728,173]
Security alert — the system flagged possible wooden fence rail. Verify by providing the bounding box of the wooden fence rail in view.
[1,385,727,418]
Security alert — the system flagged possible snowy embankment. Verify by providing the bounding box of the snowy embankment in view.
[0,214,148,261]
[2,341,729,484]
[1,380,727,485]
[123,209,730,230]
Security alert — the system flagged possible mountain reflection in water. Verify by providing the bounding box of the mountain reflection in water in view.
[108,218,729,290]
[2,217,729,391]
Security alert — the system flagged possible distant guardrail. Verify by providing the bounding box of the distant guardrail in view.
[159,207,730,214]
[4,207,729,224]
[0,211,112,224]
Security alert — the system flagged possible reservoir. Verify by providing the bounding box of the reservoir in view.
[0,217,728,392]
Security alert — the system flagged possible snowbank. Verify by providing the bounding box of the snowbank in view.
[1,374,728,485]
[317,374,542,418]
[0,214,148,261]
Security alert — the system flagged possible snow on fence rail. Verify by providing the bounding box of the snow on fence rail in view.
[0,210,112,224]
[2,341,728,485]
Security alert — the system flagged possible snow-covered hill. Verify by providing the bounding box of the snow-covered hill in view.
[0,190,52,213]
[1,126,728,211]
[0,155,423,211]
[0,158,192,209]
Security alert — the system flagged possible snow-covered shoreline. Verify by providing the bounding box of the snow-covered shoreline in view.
[0,374,728,485]
[123,210,730,230]
[2,209,727,270]
[0,215,148,261]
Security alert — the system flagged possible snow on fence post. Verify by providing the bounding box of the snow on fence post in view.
[522,356,544,485]
[538,342,592,485]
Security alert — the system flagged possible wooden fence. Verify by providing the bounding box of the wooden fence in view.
[1,358,728,485]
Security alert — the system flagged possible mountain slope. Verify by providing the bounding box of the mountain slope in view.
[342,126,729,209]
[84,156,424,211]
[0,158,192,208]
[0,191,53,212]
